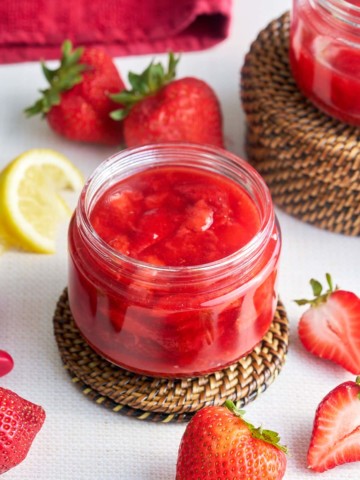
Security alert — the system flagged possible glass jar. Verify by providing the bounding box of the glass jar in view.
[68,144,281,378]
[289,0,360,125]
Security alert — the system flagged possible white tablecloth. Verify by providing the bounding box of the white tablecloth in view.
[1,1,359,478]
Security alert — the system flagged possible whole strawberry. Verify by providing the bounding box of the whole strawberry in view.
[296,274,360,374]
[111,53,224,148]
[0,387,45,474]
[176,400,287,480]
[25,40,125,145]
[0,350,14,377]
[308,376,360,472]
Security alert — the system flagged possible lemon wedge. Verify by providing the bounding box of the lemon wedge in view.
[0,149,84,253]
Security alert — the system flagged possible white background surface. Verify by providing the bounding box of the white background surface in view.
[0,0,360,478]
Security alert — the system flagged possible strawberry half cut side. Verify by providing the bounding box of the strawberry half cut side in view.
[296,274,360,374]
[308,376,360,472]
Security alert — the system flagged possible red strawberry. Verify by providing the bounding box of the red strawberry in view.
[296,274,360,374]
[0,350,14,377]
[308,376,360,472]
[111,53,224,148]
[0,387,45,474]
[176,400,287,480]
[25,40,125,145]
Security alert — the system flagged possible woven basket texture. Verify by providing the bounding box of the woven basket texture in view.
[241,12,360,236]
[54,289,289,422]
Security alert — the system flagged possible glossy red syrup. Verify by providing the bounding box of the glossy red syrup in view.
[90,167,261,266]
[68,166,279,377]
[289,3,360,125]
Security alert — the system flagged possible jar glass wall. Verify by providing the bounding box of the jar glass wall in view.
[289,0,360,125]
[68,144,281,378]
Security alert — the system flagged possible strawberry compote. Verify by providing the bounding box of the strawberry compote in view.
[90,168,260,266]
[68,144,281,377]
[289,0,360,125]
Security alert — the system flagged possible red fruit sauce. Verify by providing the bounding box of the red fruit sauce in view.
[90,167,260,266]
[289,0,360,126]
[68,145,281,377]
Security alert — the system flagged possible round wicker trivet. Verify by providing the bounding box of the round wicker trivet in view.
[241,12,360,236]
[53,289,289,423]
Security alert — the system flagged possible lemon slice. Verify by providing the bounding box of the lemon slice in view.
[0,149,84,253]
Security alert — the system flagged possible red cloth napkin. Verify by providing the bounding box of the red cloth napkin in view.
[0,0,232,64]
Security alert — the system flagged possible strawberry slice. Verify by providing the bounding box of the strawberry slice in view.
[308,376,360,472]
[296,274,360,374]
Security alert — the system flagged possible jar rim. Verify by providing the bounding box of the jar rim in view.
[76,143,276,278]
[313,0,360,28]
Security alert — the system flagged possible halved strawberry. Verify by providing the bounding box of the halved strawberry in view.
[296,274,360,374]
[308,376,360,472]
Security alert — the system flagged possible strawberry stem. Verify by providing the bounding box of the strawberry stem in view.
[224,400,288,453]
[326,273,334,292]
[295,273,337,307]
[24,40,89,117]
[224,400,246,418]
[110,52,180,121]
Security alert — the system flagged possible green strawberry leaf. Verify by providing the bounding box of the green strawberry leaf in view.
[166,52,179,81]
[61,39,72,58]
[41,62,57,83]
[224,400,245,418]
[110,109,129,121]
[326,273,334,292]
[111,90,143,106]
[25,40,88,117]
[24,99,45,116]
[110,51,180,120]
[310,278,323,297]
[66,47,84,67]
[294,273,338,308]
[294,298,312,306]
[128,72,147,93]
[224,400,288,454]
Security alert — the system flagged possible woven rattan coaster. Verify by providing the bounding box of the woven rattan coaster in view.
[53,289,289,423]
[241,12,360,236]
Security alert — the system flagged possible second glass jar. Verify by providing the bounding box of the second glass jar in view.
[289,0,360,126]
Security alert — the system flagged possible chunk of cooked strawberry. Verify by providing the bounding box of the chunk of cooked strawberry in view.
[108,234,130,255]
[182,200,214,232]
[131,206,180,255]
[91,189,143,244]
